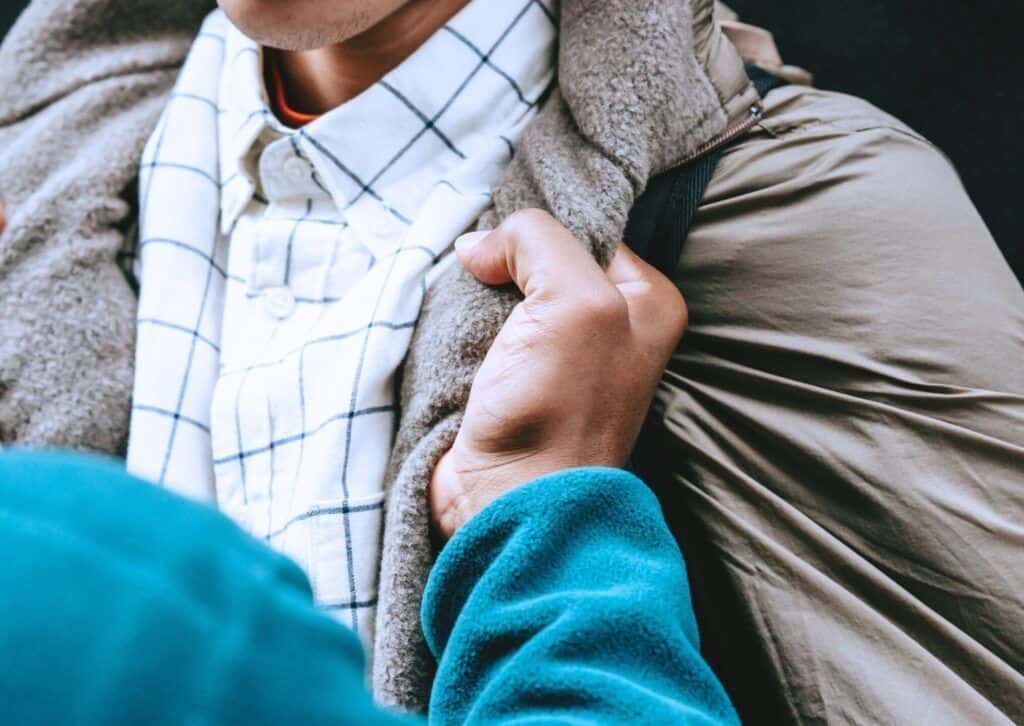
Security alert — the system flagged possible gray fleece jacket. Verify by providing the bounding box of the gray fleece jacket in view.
[0,0,753,712]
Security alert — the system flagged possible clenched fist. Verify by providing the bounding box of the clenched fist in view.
[431,210,688,539]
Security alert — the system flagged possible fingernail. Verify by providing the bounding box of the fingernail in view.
[454,230,490,255]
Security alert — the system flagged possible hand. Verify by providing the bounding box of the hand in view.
[430,210,688,540]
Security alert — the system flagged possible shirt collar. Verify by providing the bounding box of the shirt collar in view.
[217,0,558,233]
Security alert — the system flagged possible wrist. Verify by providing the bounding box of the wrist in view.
[430,444,622,540]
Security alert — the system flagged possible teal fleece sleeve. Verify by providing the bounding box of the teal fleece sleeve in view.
[423,467,739,724]
[0,451,407,726]
[0,453,735,724]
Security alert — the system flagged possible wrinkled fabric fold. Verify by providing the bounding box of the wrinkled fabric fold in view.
[0,0,213,452]
[372,0,746,710]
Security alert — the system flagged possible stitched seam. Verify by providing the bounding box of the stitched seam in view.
[760,116,933,148]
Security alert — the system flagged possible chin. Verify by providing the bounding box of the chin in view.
[217,0,377,50]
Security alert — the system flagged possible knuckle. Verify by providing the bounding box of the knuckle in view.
[672,291,689,337]
[503,208,556,238]
[659,282,689,340]
[568,288,629,328]
[655,274,685,314]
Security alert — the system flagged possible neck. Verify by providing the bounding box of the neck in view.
[272,0,471,115]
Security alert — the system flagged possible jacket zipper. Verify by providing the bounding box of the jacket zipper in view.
[675,103,765,166]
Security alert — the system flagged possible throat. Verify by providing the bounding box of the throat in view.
[269,0,472,115]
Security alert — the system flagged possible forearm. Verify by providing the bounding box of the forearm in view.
[422,467,738,724]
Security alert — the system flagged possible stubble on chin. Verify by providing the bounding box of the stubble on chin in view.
[219,0,376,51]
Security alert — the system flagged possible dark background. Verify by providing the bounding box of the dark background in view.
[2,1,1021,281]
[726,0,1022,281]
[1,2,22,46]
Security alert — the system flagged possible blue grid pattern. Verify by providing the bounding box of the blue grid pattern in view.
[127,0,557,646]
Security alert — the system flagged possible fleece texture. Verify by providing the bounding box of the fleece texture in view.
[0,0,754,711]
[0,450,403,725]
[0,452,734,724]
[0,450,399,720]
[423,467,738,724]
[373,0,754,709]
[0,0,213,451]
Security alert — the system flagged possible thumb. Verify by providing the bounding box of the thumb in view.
[606,243,688,356]
[455,230,507,285]
[455,209,610,300]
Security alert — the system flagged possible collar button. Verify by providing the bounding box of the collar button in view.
[284,157,313,186]
[264,286,297,321]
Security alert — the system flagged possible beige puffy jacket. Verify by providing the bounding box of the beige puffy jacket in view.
[2,0,1022,723]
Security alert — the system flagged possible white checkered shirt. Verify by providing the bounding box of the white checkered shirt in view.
[127,0,556,644]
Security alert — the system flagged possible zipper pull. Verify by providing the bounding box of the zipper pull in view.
[751,104,776,137]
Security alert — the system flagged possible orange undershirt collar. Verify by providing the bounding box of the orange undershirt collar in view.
[265,51,321,129]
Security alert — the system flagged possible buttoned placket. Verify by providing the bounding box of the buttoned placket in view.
[247,134,332,314]
[226,132,335,524]
[344,198,408,263]
[130,2,560,645]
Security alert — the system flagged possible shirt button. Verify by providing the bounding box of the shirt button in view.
[283,156,313,186]
[264,286,296,321]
